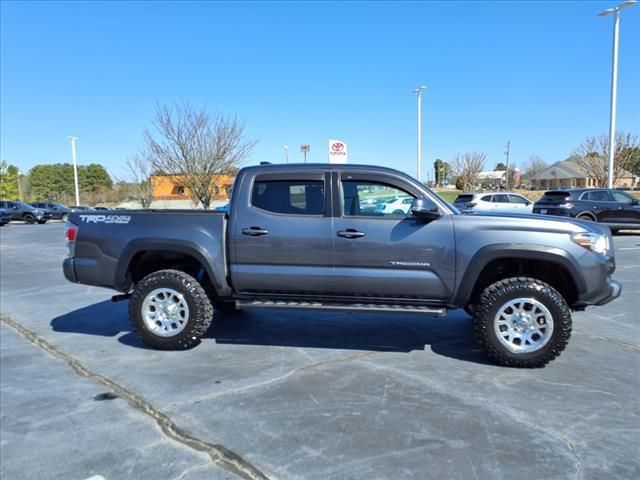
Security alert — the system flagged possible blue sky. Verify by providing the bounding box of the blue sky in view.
[1,1,639,181]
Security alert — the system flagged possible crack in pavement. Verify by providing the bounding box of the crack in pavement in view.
[0,314,270,480]
[573,330,640,352]
[168,350,381,409]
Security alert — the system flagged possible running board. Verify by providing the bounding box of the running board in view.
[235,299,447,316]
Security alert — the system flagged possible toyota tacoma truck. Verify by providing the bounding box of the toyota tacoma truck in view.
[63,164,621,367]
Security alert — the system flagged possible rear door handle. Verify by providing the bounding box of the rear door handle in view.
[242,226,269,236]
[337,229,366,239]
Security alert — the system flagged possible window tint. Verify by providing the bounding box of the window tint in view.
[493,195,509,203]
[583,190,611,202]
[251,180,324,215]
[341,181,414,217]
[454,194,475,203]
[611,191,634,204]
[508,195,529,204]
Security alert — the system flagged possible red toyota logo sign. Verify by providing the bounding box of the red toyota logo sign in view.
[332,142,344,152]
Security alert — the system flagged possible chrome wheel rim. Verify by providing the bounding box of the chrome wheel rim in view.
[493,297,554,353]
[142,288,189,337]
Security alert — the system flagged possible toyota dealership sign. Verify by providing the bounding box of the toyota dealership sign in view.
[328,139,348,164]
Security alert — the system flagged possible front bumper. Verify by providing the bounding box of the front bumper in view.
[595,278,622,306]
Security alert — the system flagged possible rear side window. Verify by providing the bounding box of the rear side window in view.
[582,191,612,202]
[251,180,324,215]
[493,195,509,203]
[481,195,493,202]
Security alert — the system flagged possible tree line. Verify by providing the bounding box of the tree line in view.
[0,161,114,204]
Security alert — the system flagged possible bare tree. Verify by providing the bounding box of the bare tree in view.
[143,102,257,209]
[523,155,548,179]
[125,153,154,208]
[451,152,486,192]
[572,132,638,187]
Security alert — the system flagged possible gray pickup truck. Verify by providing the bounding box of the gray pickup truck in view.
[63,164,621,367]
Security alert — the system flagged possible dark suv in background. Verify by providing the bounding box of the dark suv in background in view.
[30,202,72,221]
[0,201,51,224]
[533,188,640,233]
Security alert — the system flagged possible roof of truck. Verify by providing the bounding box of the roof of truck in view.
[241,163,410,174]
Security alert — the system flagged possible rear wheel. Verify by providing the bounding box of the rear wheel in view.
[61,213,69,222]
[23,213,35,224]
[129,269,213,350]
[393,209,404,215]
[473,277,571,368]
[577,213,596,222]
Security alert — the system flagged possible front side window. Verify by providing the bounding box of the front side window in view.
[508,195,529,204]
[341,180,414,217]
[611,191,634,204]
[252,180,324,215]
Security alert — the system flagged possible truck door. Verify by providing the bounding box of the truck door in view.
[332,172,455,301]
[229,171,335,295]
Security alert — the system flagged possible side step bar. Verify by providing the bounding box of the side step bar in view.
[236,300,447,316]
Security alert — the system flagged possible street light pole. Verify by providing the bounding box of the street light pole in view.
[284,145,289,163]
[413,86,427,182]
[69,136,80,205]
[598,0,637,189]
[504,141,510,190]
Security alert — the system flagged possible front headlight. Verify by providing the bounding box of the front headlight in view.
[571,232,609,255]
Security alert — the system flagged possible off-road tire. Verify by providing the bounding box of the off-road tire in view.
[214,300,241,315]
[129,269,213,350]
[473,277,572,368]
[23,213,35,224]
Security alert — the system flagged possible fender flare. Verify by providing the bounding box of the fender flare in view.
[452,244,587,307]
[114,238,229,296]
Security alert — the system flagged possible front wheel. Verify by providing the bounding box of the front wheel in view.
[129,269,214,350]
[473,277,571,368]
[24,213,35,224]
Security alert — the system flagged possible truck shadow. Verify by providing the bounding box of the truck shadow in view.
[50,300,492,365]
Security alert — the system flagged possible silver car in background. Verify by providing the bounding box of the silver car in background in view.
[454,192,533,214]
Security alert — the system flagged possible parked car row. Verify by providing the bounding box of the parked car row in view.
[0,201,124,225]
[453,188,640,232]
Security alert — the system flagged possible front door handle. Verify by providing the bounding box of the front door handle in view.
[337,229,366,239]
[242,226,269,236]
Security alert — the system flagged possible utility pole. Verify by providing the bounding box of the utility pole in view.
[412,86,427,182]
[598,1,637,189]
[69,136,80,206]
[504,141,511,190]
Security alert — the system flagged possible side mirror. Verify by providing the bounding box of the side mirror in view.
[411,198,441,220]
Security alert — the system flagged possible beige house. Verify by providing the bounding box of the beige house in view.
[532,159,635,190]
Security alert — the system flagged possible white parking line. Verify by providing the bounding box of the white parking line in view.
[617,247,640,251]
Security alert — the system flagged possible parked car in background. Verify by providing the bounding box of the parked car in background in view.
[381,196,414,215]
[30,202,72,221]
[93,206,113,211]
[70,205,95,212]
[0,207,11,226]
[0,201,51,224]
[533,189,640,233]
[454,192,533,214]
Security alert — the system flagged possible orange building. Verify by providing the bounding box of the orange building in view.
[151,174,235,201]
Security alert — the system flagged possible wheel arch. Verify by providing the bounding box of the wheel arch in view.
[453,244,586,310]
[115,238,230,297]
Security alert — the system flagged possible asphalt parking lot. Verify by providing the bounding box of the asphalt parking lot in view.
[1,222,639,480]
